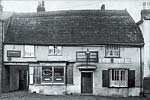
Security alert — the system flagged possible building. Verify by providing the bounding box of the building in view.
[0,2,144,97]
[138,9,150,78]
[137,5,150,96]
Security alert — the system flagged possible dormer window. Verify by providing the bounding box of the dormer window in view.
[48,46,62,56]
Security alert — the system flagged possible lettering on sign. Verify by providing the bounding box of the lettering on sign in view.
[7,50,21,57]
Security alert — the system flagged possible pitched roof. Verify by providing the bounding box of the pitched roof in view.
[4,10,144,46]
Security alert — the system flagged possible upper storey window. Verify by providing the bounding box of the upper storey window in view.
[49,46,62,56]
[105,45,120,58]
[24,45,35,57]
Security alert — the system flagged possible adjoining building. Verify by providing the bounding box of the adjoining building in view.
[0,2,144,97]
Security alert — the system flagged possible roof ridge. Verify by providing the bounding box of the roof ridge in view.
[12,9,128,18]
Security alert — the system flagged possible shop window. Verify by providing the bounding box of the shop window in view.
[24,45,35,57]
[54,67,64,83]
[41,66,64,84]
[49,46,62,56]
[42,66,52,83]
[102,69,135,88]
[105,45,120,58]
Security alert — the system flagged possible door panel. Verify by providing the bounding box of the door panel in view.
[81,73,92,93]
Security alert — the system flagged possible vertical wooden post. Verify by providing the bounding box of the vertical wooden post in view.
[140,47,144,96]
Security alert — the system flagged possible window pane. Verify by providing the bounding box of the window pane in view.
[49,46,54,55]
[67,64,73,84]
[42,66,52,83]
[54,67,64,83]
[55,46,62,55]
[24,45,35,57]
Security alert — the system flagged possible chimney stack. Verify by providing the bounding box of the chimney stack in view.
[101,4,105,11]
[143,2,150,9]
[0,0,3,12]
[37,1,45,12]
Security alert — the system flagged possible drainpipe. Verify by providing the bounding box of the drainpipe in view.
[140,47,144,96]
[0,20,4,97]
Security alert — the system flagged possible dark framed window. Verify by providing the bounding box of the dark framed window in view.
[76,51,98,62]
[42,66,65,84]
[102,69,135,88]
[42,66,52,83]
[105,45,120,58]
[66,63,73,84]
[110,69,128,87]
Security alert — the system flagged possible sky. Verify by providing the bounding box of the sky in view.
[1,0,150,22]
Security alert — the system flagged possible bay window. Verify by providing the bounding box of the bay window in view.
[110,69,128,87]
[102,69,135,88]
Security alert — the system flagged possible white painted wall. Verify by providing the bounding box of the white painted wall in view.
[139,20,150,77]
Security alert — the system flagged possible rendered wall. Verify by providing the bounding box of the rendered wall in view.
[139,20,150,77]
[11,45,142,96]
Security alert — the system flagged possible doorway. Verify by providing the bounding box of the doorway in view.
[81,72,93,93]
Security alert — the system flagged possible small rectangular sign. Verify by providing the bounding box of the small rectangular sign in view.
[7,50,21,57]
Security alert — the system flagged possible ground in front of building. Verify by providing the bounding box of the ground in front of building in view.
[0,91,149,100]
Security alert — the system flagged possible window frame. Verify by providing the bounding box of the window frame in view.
[76,51,99,62]
[48,46,62,56]
[41,66,65,84]
[105,45,120,58]
[24,45,35,58]
[109,68,128,88]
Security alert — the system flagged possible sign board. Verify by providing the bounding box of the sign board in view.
[7,50,21,57]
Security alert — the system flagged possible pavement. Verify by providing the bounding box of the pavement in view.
[0,91,149,100]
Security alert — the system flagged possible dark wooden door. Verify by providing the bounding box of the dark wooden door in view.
[81,72,93,93]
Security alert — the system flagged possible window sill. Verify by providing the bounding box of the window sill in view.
[33,83,65,86]
[109,86,128,88]
[104,57,121,58]
[48,55,62,56]
[23,56,36,58]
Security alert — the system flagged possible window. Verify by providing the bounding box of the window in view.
[42,66,52,83]
[24,45,35,57]
[105,45,120,58]
[66,63,73,84]
[76,51,98,62]
[54,67,64,83]
[49,46,62,56]
[102,69,135,88]
[42,66,64,84]
[110,69,128,87]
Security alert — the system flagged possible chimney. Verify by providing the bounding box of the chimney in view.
[37,1,45,12]
[0,0,3,12]
[143,2,150,9]
[101,4,105,11]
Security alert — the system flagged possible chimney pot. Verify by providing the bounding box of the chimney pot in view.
[37,1,45,12]
[101,4,105,11]
[0,0,3,12]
